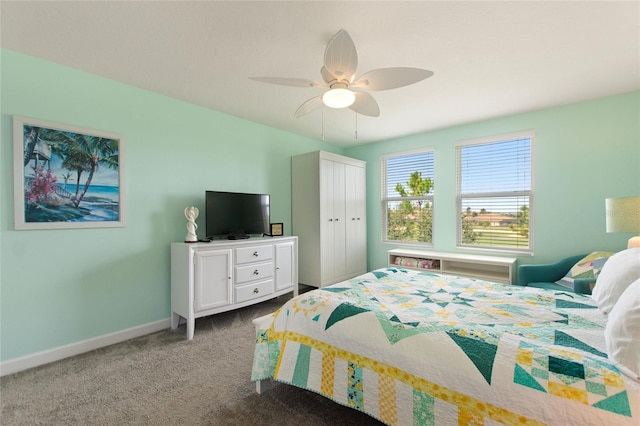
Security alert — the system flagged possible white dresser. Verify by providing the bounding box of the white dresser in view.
[171,236,298,340]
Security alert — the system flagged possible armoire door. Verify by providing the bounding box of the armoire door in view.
[345,163,367,276]
[320,159,346,284]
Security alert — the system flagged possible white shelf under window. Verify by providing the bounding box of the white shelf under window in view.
[387,249,517,284]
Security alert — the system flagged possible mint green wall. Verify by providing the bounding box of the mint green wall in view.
[2,49,639,364]
[0,50,343,362]
[346,91,640,273]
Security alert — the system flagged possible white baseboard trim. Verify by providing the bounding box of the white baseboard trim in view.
[0,318,172,377]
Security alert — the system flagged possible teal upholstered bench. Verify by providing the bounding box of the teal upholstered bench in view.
[518,254,597,294]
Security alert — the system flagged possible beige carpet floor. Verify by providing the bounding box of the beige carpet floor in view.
[1,294,384,425]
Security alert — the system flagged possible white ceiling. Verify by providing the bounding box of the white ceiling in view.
[2,1,639,147]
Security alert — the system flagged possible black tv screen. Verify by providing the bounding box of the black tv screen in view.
[205,191,270,238]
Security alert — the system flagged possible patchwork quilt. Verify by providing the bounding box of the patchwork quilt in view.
[252,268,640,425]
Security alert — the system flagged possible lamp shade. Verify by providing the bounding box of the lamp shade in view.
[606,196,640,233]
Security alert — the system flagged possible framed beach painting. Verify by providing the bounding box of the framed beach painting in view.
[13,116,126,230]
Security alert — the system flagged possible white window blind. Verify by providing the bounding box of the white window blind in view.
[456,132,533,252]
[382,149,434,244]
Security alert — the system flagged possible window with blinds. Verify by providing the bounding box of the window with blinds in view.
[456,132,533,253]
[382,149,434,244]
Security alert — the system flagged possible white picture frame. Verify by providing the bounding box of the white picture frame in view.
[13,116,126,230]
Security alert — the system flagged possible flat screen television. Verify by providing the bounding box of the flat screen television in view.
[205,191,270,239]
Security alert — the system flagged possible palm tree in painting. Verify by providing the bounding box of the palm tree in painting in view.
[50,134,118,207]
[60,171,73,192]
[70,136,118,208]
[34,128,119,207]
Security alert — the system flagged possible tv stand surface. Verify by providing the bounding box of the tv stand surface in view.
[227,234,250,240]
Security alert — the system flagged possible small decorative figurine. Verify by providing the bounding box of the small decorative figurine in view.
[184,206,199,243]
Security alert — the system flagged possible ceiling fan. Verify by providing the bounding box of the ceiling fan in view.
[250,29,434,118]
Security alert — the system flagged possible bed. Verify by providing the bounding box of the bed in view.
[252,267,640,425]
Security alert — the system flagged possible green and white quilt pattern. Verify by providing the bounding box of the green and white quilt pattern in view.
[253,268,639,425]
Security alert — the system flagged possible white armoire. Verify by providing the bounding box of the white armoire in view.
[292,151,367,287]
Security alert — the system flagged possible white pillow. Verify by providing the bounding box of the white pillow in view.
[605,278,640,380]
[592,248,640,314]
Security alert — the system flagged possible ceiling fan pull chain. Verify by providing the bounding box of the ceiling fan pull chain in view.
[355,109,358,140]
[321,110,325,141]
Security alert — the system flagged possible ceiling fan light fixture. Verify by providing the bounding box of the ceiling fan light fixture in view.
[322,87,355,109]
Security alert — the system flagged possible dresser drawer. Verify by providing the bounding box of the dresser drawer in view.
[235,245,273,264]
[235,261,274,284]
[235,279,273,303]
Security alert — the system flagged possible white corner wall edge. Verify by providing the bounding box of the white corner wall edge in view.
[0,318,171,377]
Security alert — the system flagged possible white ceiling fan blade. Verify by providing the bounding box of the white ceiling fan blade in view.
[352,68,434,91]
[324,30,358,83]
[294,96,324,118]
[250,76,324,88]
[320,66,336,84]
[349,92,380,117]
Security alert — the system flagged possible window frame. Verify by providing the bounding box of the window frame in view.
[455,131,534,255]
[381,148,435,246]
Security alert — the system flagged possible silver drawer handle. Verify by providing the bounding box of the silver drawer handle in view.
[252,251,259,257]
[253,288,259,294]
[253,269,259,275]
